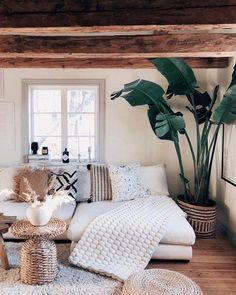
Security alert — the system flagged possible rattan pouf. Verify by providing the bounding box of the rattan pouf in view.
[10,218,66,285]
[122,269,202,295]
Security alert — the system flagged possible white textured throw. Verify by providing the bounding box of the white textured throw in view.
[69,195,185,281]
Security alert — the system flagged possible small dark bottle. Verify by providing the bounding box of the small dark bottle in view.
[42,146,48,155]
[62,148,69,163]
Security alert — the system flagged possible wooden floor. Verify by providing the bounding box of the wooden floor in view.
[148,234,236,295]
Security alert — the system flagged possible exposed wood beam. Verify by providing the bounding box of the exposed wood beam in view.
[0,57,229,69]
[1,25,236,36]
[0,1,235,34]
[0,34,235,58]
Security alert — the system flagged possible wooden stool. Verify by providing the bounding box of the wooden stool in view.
[0,213,17,270]
[0,224,10,270]
[10,218,66,285]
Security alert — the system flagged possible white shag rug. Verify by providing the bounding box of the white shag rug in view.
[0,242,123,295]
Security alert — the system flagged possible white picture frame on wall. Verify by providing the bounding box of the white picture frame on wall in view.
[0,101,15,151]
[0,70,4,98]
[222,124,236,186]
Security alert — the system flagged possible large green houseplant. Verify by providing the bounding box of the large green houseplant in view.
[111,58,236,237]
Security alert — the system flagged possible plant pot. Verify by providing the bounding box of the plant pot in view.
[26,204,52,226]
[177,196,217,239]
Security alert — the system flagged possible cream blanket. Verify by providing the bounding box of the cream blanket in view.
[69,195,185,281]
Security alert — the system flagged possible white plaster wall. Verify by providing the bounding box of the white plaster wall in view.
[0,67,216,197]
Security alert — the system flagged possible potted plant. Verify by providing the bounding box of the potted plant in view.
[111,58,236,238]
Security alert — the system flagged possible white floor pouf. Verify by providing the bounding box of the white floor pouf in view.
[122,269,202,295]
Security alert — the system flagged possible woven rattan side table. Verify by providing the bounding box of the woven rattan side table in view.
[10,218,66,285]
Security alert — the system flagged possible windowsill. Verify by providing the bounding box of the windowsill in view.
[27,159,97,166]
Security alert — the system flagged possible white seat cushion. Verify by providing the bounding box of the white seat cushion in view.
[0,200,76,225]
[67,200,195,246]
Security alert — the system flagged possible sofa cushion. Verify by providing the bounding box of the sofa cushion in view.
[89,164,113,202]
[0,200,76,225]
[140,164,169,196]
[18,168,52,202]
[0,166,22,201]
[67,200,195,246]
[77,166,91,201]
[51,165,78,200]
[108,163,149,202]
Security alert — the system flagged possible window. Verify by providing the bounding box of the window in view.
[24,80,105,161]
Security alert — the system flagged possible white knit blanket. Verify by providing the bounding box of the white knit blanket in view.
[69,195,185,281]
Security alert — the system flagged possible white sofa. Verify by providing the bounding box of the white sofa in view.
[0,164,196,261]
[68,200,195,260]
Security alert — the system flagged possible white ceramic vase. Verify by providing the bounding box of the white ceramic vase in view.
[26,204,52,226]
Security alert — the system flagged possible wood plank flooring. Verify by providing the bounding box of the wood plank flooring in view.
[147,235,236,295]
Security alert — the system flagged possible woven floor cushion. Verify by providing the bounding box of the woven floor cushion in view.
[122,269,202,295]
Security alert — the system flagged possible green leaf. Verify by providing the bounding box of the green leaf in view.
[147,104,160,134]
[111,79,166,109]
[186,106,211,124]
[154,112,186,142]
[228,63,236,89]
[187,90,211,107]
[149,58,198,95]
[212,85,236,124]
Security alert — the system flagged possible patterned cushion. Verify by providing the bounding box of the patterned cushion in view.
[52,166,78,200]
[108,163,149,202]
[89,164,112,202]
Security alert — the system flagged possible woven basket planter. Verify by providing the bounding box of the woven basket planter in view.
[177,196,217,239]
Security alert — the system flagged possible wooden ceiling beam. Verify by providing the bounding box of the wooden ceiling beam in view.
[0,57,228,69]
[1,24,236,36]
[0,1,235,31]
[0,34,235,58]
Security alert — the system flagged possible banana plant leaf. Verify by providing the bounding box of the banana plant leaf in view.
[149,58,198,95]
[186,90,211,107]
[228,64,236,89]
[155,112,185,142]
[148,105,160,135]
[186,106,211,124]
[111,79,173,114]
[212,85,236,124]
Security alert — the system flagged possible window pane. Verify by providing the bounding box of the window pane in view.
[68,114,95,136]
[67,89,95,112]
[33,114,61,136]
[33,89,61,112]
[68,136,95,160]
[34,137,61,160]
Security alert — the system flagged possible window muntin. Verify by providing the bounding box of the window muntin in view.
[29,85,99,161]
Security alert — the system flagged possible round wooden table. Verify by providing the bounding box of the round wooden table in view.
[10,218,66,285]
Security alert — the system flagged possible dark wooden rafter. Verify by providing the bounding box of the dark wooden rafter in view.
[0,57,229,69]
[0,1,234,67]
[0,0,236,30]
[0,34,235,58]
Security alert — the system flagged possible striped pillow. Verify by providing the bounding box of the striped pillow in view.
[89,164,112,202]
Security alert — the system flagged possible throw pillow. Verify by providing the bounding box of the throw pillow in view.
[52,166,78,200]
[89,164,112,202]
[108,163,149,202]
[77,165,91,202]
[0,166,22,201]
[140,164,170,196]
[15,167,51,202]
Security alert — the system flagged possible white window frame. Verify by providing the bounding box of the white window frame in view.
[22,79,105,162]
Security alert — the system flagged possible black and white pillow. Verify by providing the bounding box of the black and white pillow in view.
[52,166,78,200]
